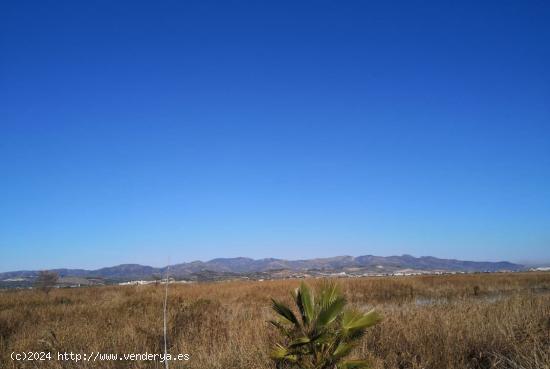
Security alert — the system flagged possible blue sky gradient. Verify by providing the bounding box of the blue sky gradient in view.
[1,1,549,271]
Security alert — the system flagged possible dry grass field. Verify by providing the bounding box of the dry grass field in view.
[1,272,549,369]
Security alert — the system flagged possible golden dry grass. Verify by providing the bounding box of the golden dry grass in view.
[1,272,549,369]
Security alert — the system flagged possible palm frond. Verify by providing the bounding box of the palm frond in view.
[342,309,382,332]
[338,359,371,369]
[319,281,340,310]
[289,336,311,348]
[270,343,289,359]
[271,298,300,327]
[295,282,315,326]
[268,319,292,337]
[317,296,345,327]
[332,342,355,360]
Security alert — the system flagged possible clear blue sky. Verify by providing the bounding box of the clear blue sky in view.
[1,1,549,272]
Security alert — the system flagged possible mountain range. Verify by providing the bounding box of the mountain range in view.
[0,254,524,284]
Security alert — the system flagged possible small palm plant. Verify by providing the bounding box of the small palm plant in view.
[269,281,381,369]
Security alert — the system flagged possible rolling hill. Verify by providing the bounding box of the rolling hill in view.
[0,254,524,285]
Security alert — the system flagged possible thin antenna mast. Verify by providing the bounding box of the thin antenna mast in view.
[163,262,170,369]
